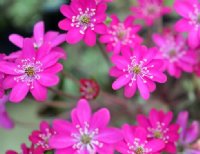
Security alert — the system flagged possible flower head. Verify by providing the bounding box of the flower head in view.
[0,95,14,129]
[110,45,167,100]
[80,78,100,100]
[49,99,122,154]
[29,121,56,152]
[131,0,171,26]
[116,124,165,154]
[100,14,143,54]
[6,143,40,154]
[153,29,196,78]
[176,111,200,153]
[8,21,66,60]
[59,0,107,46]
[0,38,63,103]
[137,109,179,153]
[174,0,200,48]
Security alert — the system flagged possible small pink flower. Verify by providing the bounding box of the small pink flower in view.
[153,29,196,78]
[100,14,143,54]
[177,111,200,153]
[110,45,167,100]
[137,109,179,153]
[8,21,66,60]
[80,78,100,100]
[0,54,6,98]
[0,95,14,129]
[174,0,200,48]
[131,0,171,26]
[49,99,122,154]
[29,121,56,152]
[59,0,107,46]
[0,38,63,103]
[116,124,165,154]
[6,144,40,154]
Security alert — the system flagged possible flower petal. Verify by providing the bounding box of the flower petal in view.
[84,29,96,46]
[34,21,44,46]
[9,34,24,48]
[38,73,59,87]
[30,81,47,102]
[112,75,131,90]
[9,83,29,103]
[66,28,83,44]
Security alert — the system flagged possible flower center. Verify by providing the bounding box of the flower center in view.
[153,130,163,139]
[71,8,96,34]
[132,65,141,74]
[81,134,92,144]
[80,15,91,24]
[25,67,35,77]
[14,58,43,88]
[71,122,103,153]
[169,49,177,58]
[124,56,154,86]
[135,147,144,154]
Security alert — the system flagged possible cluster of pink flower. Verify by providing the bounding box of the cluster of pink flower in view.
[5,99,200,154]
[0,0,200,153]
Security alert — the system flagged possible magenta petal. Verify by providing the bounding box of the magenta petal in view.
[188,29,199,49]
[133,127,147,142]
[76,99,91,126]
[0,61,18,75]
[164,142,176,153]
[3,76,16,89]
[124,82,136,98]
[137,114,150,128]
[58,19,72,31]
[91,108,110,129]
[44,63,63,74]
[112,75,131,90]
[34,21,44,45]
[22,38,36,59]
[66,28,83,44]
[9,83,29,103]
[137,77,150,100]
[50,34,66,48]
[152,34,165,46]
[185,121,199,144]
[38,73,59,87]
[146,139,165,152]
[96,3,107,15]
[96,128,122,144]
[55,147,75,154]
[109,66,123,77]
[49,135,74,149]
[60,4,74,18]
[176,111,188,140]
[53,119,74,134]
[162,111,173,126]
[9,34,24,48]
[111,55,129,70]
[175,19,192,32]
[94,24,107,34]
[84,29,96,46]
[174,1,193,18]
[30,81,47,102]
[99,35,112,43]
[0,112,14,129]
[96,143,114,154]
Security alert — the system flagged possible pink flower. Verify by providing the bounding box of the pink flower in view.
[100,14,143,54]
[49,99,122,154]
[153,29,196,78]
[6,144,40,154]
[174,0,200,48]
[116,124,165,154]
[0,95,14,129]
[80,78,100,100]
[110,45,167,100]
[177,111,200,153]
[8,21,66,60]
[9,21,66,50]
[29,121,56,152]
[0,38,63,103]
[0,54,6,98]
[59,0,107,46]
[131,0,171,26]
[137,109,179,153]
